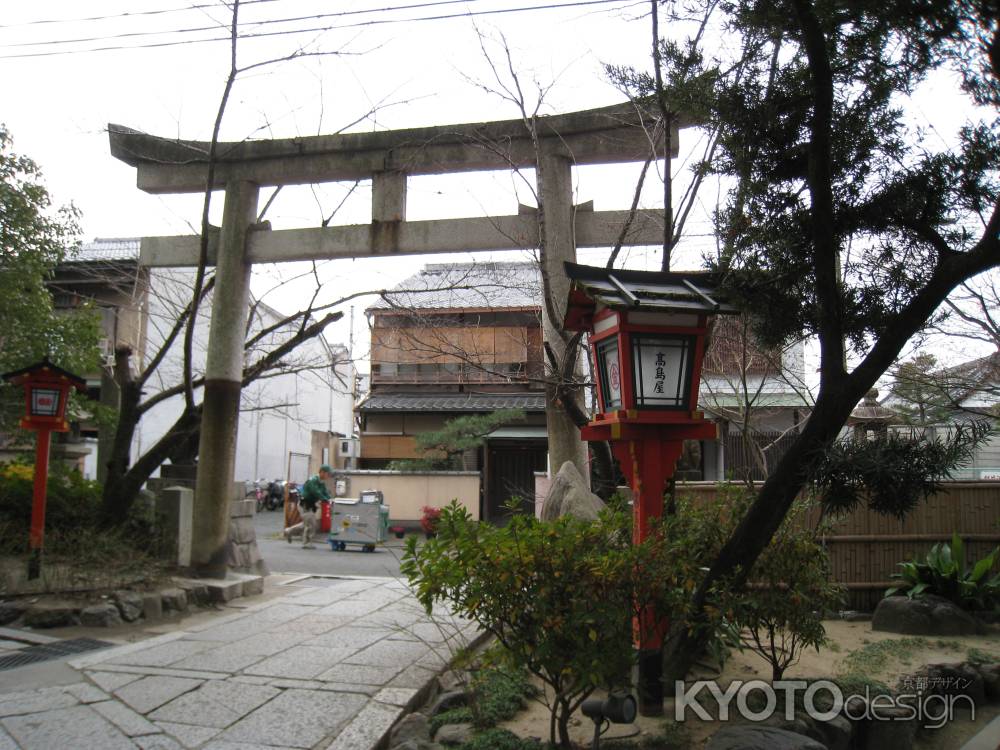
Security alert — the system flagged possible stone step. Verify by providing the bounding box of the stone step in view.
[172,572,264,604]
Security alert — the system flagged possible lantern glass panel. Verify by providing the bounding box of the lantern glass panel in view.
[31,387,61,417]
[631,335,693,409]
[595,337,622,410]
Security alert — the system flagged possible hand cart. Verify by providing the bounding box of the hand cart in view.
[328,491,389,552]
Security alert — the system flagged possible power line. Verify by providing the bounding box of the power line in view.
[1,0,489,45]
[0,0,276,28]
[0,0,480,28]
[0,0,629,59]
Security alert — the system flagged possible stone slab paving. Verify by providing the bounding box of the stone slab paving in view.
[113,676,207,715]
[0,727,17,750]
[149,681,280,728]
[2,704,136,750]
[0,576,481,749]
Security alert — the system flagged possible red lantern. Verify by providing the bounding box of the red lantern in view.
[2,359,86,579]
[563,262,736,715]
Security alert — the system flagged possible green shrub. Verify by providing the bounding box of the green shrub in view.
[0,462,167,592]
[468,666,535,728]
[430,666,535,733]
[726,502,845,680]
[885,532,1000,611]
[966,646,1000,664]
[458,728,539,750]
[0,461,103,534]
[838,637,930,676]
[430,707,474,734]
[604,719,690,749]
[832,673,893,700]
[403,502,700,749]
[669,485,842,676]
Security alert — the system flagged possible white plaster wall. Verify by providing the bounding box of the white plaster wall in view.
[131,268,355,485]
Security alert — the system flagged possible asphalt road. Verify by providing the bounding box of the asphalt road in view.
[252,508,408,578]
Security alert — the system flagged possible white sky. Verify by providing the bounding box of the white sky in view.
[3,0,728,362]
[1,1,992,377]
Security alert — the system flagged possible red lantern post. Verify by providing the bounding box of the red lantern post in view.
[2,360,86,579]
[563,262,735,716]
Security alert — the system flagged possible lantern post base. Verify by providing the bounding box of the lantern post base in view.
[27,548,41,581]
[636,648,665,716]
[27,427,53,582]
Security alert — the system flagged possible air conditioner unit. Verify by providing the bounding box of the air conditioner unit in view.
[339,438,360,458]
[98,338,115,368]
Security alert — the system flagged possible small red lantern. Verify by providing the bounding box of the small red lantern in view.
[563,262,736,715]
[2,359,86,579]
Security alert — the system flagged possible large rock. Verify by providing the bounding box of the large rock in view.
[160,587,189,613]
[539,461,605,521]
[433,723,474,746]
[429,690,468,716]
[872,595,983,636]
[23,602,78,629]
[80,603,123,627]
[706,726,826,750]
[389,713,432,748]
[142,592,163,620]
[391,742,439,750]
[173,580,210,607]
[813,714,852,750]
[859,705,916,750]
[980,664,1000,702]
[113,590,144,622]
[0,600,28,625]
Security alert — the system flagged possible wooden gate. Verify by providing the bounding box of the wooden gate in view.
[485,441,547,524]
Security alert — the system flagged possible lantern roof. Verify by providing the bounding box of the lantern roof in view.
[847,389,898,426]
[2,359,87,391]
[563,262,738,331]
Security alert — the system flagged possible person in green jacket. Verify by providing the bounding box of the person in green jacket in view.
[284,465,333,548]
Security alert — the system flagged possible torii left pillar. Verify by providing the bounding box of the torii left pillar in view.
[191,181,259,577]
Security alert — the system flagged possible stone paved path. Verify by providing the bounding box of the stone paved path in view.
[0,576,478,749]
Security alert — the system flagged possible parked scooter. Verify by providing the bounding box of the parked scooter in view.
[266,479,285,511]
[247,479,268,513]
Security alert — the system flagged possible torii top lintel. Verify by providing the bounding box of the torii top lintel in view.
[108,100,699,195]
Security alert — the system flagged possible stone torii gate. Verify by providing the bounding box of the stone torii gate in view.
[108,101,692,577]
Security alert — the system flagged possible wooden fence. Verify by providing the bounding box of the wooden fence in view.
[722,431,800,483]
[678,481,1000,610]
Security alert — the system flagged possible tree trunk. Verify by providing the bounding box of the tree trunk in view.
[100,349,142,524]
[556,697,573,750]
[100,404,202,526]
[589,439,617,501]
[663,386,861,685]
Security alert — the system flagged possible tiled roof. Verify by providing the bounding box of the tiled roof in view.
[72,238,140,262]
[942,352,1000,388]
[367,262,541,312]
[358,392,546,412]
[563,261,738,325]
